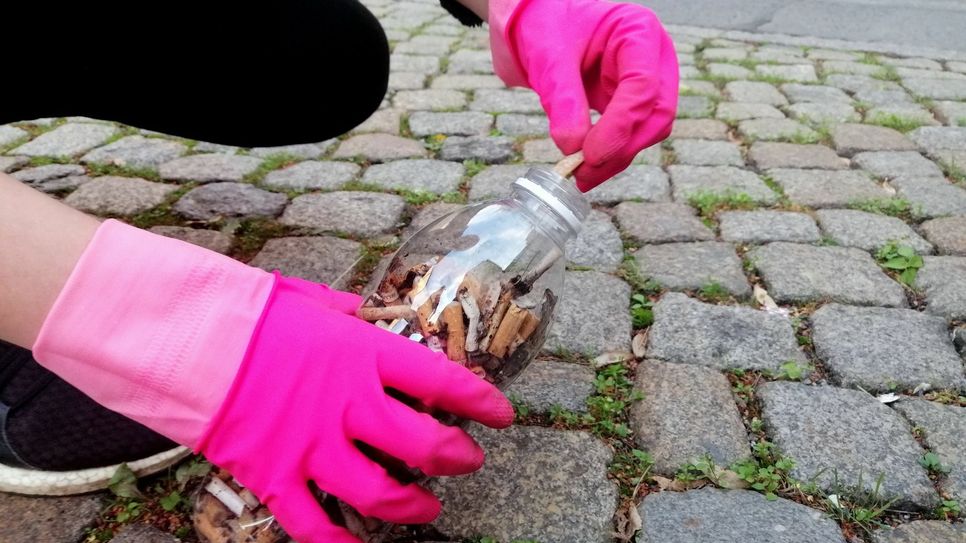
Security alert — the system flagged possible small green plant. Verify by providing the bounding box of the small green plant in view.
[630,293,654,328]
[549,404,583,426]
[730,441,796,500]
[697,282,730,303]
[937,499,961,519]
[957,118,966,128]
[866,113,926,133]
[943,160,966,184]
[788,131,822,145]
[849,198,912,218]
[243,153,299,183]
[508,395,531,420]
[400,189,440,206]
[585,363,643,438]
[872,66,901,82]
[775,361,810,381]
[875,241,924,286]
[609,448,655,497]
[688,190,756,217]
[919,452,949,474]
[823,472,897,535]
[463,159,487,177]
[750,417,764,432]
[676,455,719,484]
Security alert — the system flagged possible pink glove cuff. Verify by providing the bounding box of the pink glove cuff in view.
[33,219,274,447]
[488,0,530,87]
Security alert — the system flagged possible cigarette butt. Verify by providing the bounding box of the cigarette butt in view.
[442,302,466,362]
[518,310,540,341]
[480,289,513,352]
[459,291,481,352]
[487,304,527,358]
[416,296,441,335]
[356,305,416,322]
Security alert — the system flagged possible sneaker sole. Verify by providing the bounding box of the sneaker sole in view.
[0,446,191,496]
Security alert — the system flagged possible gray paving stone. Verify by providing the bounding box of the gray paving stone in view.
[898,69,966,81]
[521,138,563,163]
[616,202,714,243]
[672,139,744,166]
[506,360,595,414]
[10,123,117,157]
[855,88,916,106]
[890,176,966,219]
[883,58,944,71]
[934,101,966,126]
[708,63,753,80]
[720,210,820,244]
[159,153,263,183]
[352,108,403,134]
[920,216,966,255]
[494,114,548,137]
[468,164,529,202]
[738,119,818,142]
[446,49,493,74]
[112,525,181,543]
[637,487,846,543]
[0,156,28,173]
[545,271,632,356]
[787,102,861,124]
[831,124,917,157]
[761,382,938,510]
[430,74,504,89]
[679,66,702,79]
[854,151,944,178]
[826,74,903,94]
[392,89,466,111]
[584,166,672,204]
[430,425,617,543]
[440,135,514,163]
[65,176,177,215]
[680,79,722,97]
[816,209,933,253]
[249,143,328,160]
[403,202,464,238]
[262,160,361,191]
[149,226,233,254]
[872,520,966,543]
[635,242,751,297]
[725,81,788,105]
[866,105,940,127]
[908,126,966,161]
[716,102,785,122]
[757,64,818,83]
[0,124,28,147]
[748,242,907,307]
[387,71,427,91]
[677,95,715,118]
[822,60,882,76]
[750,142,847,170]
[808,49,861,61]
[670,119,730,140]
[332,134,427,161]
[703,47,749,61]
[173,182,287,220]
[0,494,105,543]
[280,191,405,236]
[633,145,663,165]
[469,89,542,113]
[249,236,361,289]
[12,164,88,192]
[812,304,963,391]
[916,256,966,321]
[767,168,891,208]
[81,135,187,169]
[903,78,966,100]
[192,141,239,154]
[892,399,966,503]
[566,210,623,272]
[669,165,778,204]
[781,83,852,104]
[647,292,805,373]
[362,159,463,193]
[389,53,440,74]
[633,359,750,475]
[393,35,455,56]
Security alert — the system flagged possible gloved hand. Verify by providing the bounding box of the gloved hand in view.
[489,0,679,190]
[33,219,513,543]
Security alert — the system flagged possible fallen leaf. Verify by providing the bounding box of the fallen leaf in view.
[594,351,633,368]
[827,494,840,508]
[651,475,673,491]
[877,392,901,404]
[714,468,752,490]
[628,506,642,534]
[913,383,932,395]
[108,463,143,499]
[753,285,788,316]
[881,182,897,196]
[632,331,648,358]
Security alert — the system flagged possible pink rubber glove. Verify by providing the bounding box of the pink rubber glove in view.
[489,0,679,190]
[34,220,513,543]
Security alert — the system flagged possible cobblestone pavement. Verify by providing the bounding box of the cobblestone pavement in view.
[2,0,966,542]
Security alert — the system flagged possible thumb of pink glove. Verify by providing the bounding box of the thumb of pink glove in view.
[490,0,679,190]
[33,220,513,543]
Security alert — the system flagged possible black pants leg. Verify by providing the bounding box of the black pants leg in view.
[2,0,389,147]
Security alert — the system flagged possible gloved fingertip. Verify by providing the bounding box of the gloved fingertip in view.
[484,390,515,429]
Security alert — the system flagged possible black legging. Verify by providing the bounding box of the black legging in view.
[2,0,389,147]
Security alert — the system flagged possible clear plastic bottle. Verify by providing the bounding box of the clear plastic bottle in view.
[325,156,589,540]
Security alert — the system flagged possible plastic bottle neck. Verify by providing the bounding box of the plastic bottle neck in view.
[509,167,590,248]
